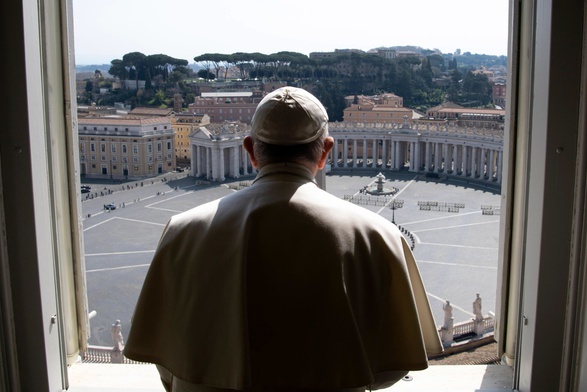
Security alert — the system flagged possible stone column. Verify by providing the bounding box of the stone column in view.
[193,145,200,176]
[363,138,369,167]
[210,146,218,181]
[458,145,465,175]
[414,141,421,171]
[459,145,465,176]
[497,150,503,183]
[489,149,496,180]
[219,147,225,182]
[472,146,478,177]
[481,148,487,179]
[199,145,205,176]
[206,147,212,180]
[442,143,449,172]
[343,139,348,168]
[395,141,401,170]
[382,139,388,168]
[454,144,459,173]
[464,146,471,176]
[409,142,417,171]
[353,139,358,167]
[232,145,239,179]
[425,142,431,171]
[390,141,395,169]
[435,143,442,173]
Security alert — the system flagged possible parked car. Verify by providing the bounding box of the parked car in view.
[103,203,116,211]
[81,185,91,193]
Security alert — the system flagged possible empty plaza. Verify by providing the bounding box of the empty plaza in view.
[81,171,501,346]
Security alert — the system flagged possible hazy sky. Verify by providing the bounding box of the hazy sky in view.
[73,0,509,65]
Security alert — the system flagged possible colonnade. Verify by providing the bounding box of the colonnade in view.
[191,141,253,182]
[329,125,503,184]
[189,122,504,184]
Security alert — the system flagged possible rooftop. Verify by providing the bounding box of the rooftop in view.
[78,116,172,126]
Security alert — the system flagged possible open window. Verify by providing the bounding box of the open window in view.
[1,0,587,390]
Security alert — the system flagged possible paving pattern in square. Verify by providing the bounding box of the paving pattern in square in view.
[82,172,501,346]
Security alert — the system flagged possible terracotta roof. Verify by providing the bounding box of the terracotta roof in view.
[437,108,505,115]
[428,102,465,112]
[372,107,412,112]
[129,107,173,116]
[78,116,171,126]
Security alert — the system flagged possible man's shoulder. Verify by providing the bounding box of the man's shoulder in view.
[169,197,223,226]
[168,188,252,227]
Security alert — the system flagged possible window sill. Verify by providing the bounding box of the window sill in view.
[67,363,514,391]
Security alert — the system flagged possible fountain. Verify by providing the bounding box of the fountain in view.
[365,172,396,196]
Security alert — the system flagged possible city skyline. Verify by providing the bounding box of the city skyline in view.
[73,0,509,65]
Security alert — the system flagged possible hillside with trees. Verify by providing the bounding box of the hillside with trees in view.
[78,48,505,120]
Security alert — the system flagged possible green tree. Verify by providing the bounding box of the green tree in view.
[197,69,215,80]
[108,59,129,81]
[313,81,346,121]
[146,54,189,83]
[194,53,230,80]
[122,52,147,90]
[418,58,434,87]
[462,71,492,105]
[148,89,170,107]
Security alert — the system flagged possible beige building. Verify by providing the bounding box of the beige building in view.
[171,112,210,162]
[189,121,253,181]
[189,91,265,123]
[343,93,413,124]
[128,107,174,117]
[426,102,505,128]
[78,116,176,179]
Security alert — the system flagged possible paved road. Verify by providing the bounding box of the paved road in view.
[82,171,501,346]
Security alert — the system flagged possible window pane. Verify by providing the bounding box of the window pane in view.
[73,0,509,369]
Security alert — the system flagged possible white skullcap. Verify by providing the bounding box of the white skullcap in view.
[250,87,329,145]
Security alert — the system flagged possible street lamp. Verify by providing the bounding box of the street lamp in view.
[389,199,404,224]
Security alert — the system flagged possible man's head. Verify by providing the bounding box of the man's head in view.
[245,87,334,173]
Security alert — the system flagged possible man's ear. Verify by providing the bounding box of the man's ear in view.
[317,137,334,170]
[243,136,259,168]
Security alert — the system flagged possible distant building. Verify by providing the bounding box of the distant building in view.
[78,116,175,179]
[377,49,397,59]
[188,91,265,123]
[472,67,494,79]
[171,112,210,162]
[493,83,507,108]
[263,81,288,93]
[189,121,253,182]
[309,49,365,60]
[128,107,174,117]
[77,105,117,117]
[396,51,419,58]
[426,102,505,128]
[120,80,146,90]
[343,93,414,124]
